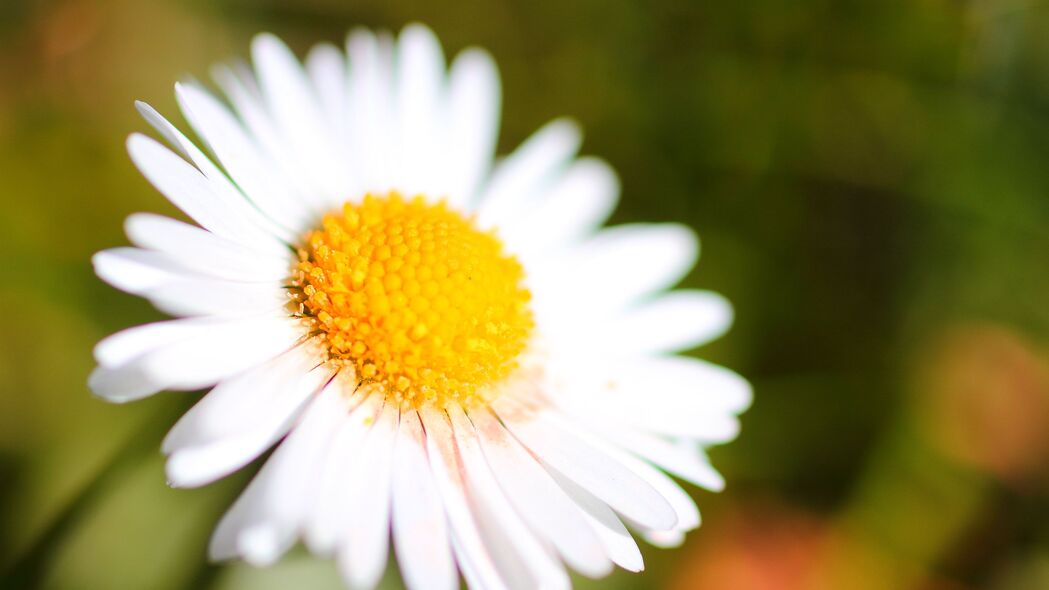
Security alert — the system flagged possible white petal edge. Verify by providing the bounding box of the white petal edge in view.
[124,213,290,283]
[493,404,678,531]
[420,407,508,590]
[391,410,457,590]
[475,118,581,226]
[336,399,399,590]
[448,405,570,590]
[468,407,612,578]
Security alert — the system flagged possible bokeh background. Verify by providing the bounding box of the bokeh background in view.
[2,0,1048,588]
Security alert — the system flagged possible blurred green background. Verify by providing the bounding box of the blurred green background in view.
[1,0,1048,588]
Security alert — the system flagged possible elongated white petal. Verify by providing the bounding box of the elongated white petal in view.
[642,529,685,549]
[305,43,348,139]
[125,213,290,282]
[448,405,570,590]
[167,428,289,489]
[495,406,677,531]
[93,317,222,368]
[502,156,618,255]
[346,28,396,193]
[599,443,701,533]
[469,408,612,578]
[395,24,445,197]
[144,278,286,317]
[558,357,750,442]
[96,247,285,318]
[420,407,508,590]
[208,459,296,566]
[164,368,332,488]
[549,472,643,573]
[93,247,186,294]
[391,410,457,590]
[162,346,323,452]
[444,48,500,207]
[138,315,301,390]
[252,33,348,206]
[87,363,164,404]
[337,400,398,590]
[133,101,294,247]
[476,119,580,226]
[91,316,289,402]
[210,63,324,206]
[304,391,383,555]
[209,383,348,564]
[127,133,285,246]
[175,82,317,230]
[597,427,726,492]
[535,224,698,323]
[604,290,733,356]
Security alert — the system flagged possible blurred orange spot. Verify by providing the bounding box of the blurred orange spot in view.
[670,504,827,590]
[917,324,1049,483]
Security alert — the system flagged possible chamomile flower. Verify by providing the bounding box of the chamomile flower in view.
[90,23,750,590]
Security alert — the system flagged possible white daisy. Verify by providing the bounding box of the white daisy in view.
[90,23,751,590]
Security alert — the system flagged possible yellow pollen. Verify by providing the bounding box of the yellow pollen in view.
[292,192,534,409]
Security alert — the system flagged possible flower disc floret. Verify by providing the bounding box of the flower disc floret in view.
[293,192,534,408]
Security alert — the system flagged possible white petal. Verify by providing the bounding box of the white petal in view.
[90,316,277,402]
[420,407,508,590]
[604,290,733,355]
[493,406,677,531]
[252,34,348,206]
[127,133,293,252]
[502,157,618,256]
[305,43,348,136]
[346,29,396,193]
[475,118,581,225]
[144,277,286,317]
[598,427,726,492]
[444,48,500,207]
[209,464,296,566]
[336,400,398,590]
[93,247,186,295]
[548,472,644,573]
[138,315,301,391]
[96,247,283,317]
[125,213,290,283]
[448,405,570,590]
[628,356,750,413]
[304,391,384,555]
[87,364,164,404]
[209,383,348,564]
[164,365,332,488]
[210,63,327,205]
[162,346,323,452]
[535,223,698,322]
[598,442,701,533]
[167,424,292,489]
[133,102,294,248]
[469,407,611,579]
[559,356,750,442]
[93,317,218,368]
[395,24,445,197]
[175,82,317,231]
[642,529,685,549]
[391,410,457,590]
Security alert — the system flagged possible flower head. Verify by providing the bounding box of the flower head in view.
[91,23,750,590]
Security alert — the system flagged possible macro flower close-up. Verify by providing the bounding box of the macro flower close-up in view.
[87,24,749,590]
[3,3,1048,590]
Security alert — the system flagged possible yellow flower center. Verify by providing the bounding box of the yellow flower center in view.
[292,192,534,409]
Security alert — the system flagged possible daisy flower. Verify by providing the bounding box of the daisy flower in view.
[90,23,751,590]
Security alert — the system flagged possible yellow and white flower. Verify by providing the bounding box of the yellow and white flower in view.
[90,24,750,590]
